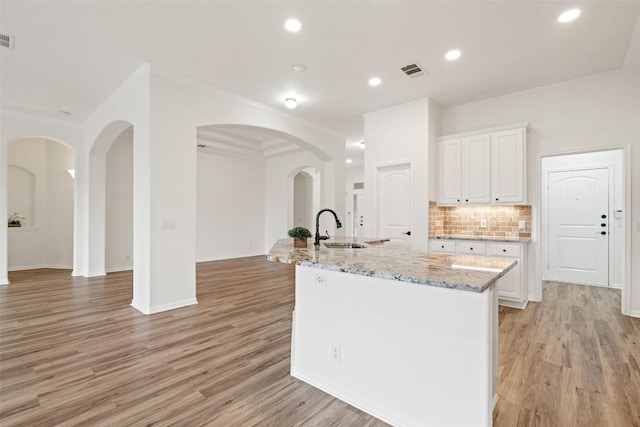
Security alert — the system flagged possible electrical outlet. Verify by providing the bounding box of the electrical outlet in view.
[330,343,342,363]
[480,219,487,228]
[518,220,526,230]
[161,220,176,230]
[314,274,327,286]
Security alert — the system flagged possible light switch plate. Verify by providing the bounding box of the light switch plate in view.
[518,220,526,230]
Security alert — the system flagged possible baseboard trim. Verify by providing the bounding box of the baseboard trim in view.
[628,309,640,319]
[499,299,528,310]
[8,264,73,272]
[87,271,106,277]
[196,252,265,263]
[105,266,133,273]
[132,298,198,315]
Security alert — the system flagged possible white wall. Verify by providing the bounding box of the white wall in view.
[442,67,640,316]
[363,98,430,251]
[7,138,74,270]
[196,151,266,261]
[105,129,133,272]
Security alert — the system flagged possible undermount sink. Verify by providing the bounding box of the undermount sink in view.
[323,242,367,249]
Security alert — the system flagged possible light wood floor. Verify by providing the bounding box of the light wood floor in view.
[1,259,639,426]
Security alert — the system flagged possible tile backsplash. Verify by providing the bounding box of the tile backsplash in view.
[429,202,532,239]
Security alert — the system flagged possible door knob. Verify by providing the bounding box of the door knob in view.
[403,231,411,236]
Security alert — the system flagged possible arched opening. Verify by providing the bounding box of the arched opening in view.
[87,120,134,277]
[7,137,75,271]
[289,167,320,233]
[293,171,313,230]
[195,124,326,261]
[105,127,134,272]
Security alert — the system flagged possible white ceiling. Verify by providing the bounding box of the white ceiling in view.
[197,125,304,160]
[2,1,639,166]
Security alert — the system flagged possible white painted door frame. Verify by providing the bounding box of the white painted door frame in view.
[536,145,632,316]
[543,166,613,286]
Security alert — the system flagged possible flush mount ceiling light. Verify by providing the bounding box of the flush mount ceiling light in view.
[285,19,302,32]
[558,8,581,23]
[58,110,71,116]
[346,159,353,164]
[284,98,298,109]
[445,50,461,61]
[368,77,382,86]
[292,64,306,72]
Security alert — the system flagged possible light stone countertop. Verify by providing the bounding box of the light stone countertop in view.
[267,237,517,293]
[431,234,531,243]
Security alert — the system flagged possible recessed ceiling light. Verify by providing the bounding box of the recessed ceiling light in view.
[292,64,306,72]
[58,110,71,116]
[368,77,382,86]
[445,50,461,61]
[558,8,581,23]
[346,159,353,164]
[285,19,301,32]
[284,98,298,109]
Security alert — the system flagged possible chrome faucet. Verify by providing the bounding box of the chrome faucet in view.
[314,209,343,247]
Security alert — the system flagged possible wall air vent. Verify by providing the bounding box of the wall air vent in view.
[0,33,15,49]
[400,62,427,78]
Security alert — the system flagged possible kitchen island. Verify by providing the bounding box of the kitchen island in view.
[267,238,516,427]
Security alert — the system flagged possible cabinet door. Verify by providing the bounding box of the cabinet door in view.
[438,139,462,205]
[462,134,491,204]
[492,129,525,204]
[497,260,521,300]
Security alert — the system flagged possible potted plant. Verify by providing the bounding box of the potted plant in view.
[8,212,25,228]
[288,226,312,248]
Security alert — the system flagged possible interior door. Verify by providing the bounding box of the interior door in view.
[352,191,365,239]
[547,168,609,286]
[377,163,412,248]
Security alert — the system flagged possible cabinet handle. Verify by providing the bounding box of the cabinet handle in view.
[502,249,506,253]
[601,223,606,227]
[465,199,469,202]
[495,198,499,201]
[441,245,445,249]
[601,231,607,235]
[601,214,607,219]
[457,199,460,202]
[470,247,474,251]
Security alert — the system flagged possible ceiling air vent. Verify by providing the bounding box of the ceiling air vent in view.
[0,33,15,49]
[400,62,426,78]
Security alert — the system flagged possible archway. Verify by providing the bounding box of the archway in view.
[87,120,134,277]
[6,137,75,272]
[293,171,313,230]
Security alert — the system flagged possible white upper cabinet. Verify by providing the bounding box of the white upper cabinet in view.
[438,139,462,205]
[462,134,491,204]
[491,128,525,204]
[437,123,528,206]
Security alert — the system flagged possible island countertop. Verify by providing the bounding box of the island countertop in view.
[267,238,516,293]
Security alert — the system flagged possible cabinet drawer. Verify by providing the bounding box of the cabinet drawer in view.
[430,240,456,253]
[455,242,486,255]
[487,243,521,258]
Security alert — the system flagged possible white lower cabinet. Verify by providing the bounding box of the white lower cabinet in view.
[430,239,528,309]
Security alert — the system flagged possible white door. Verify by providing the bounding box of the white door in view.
[547,168,609,286]
[377,163,412,248]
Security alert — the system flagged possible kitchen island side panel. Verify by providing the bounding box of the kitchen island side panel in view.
[291,265,496,427]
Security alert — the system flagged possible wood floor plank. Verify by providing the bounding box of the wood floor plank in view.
[2,262,639,426]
